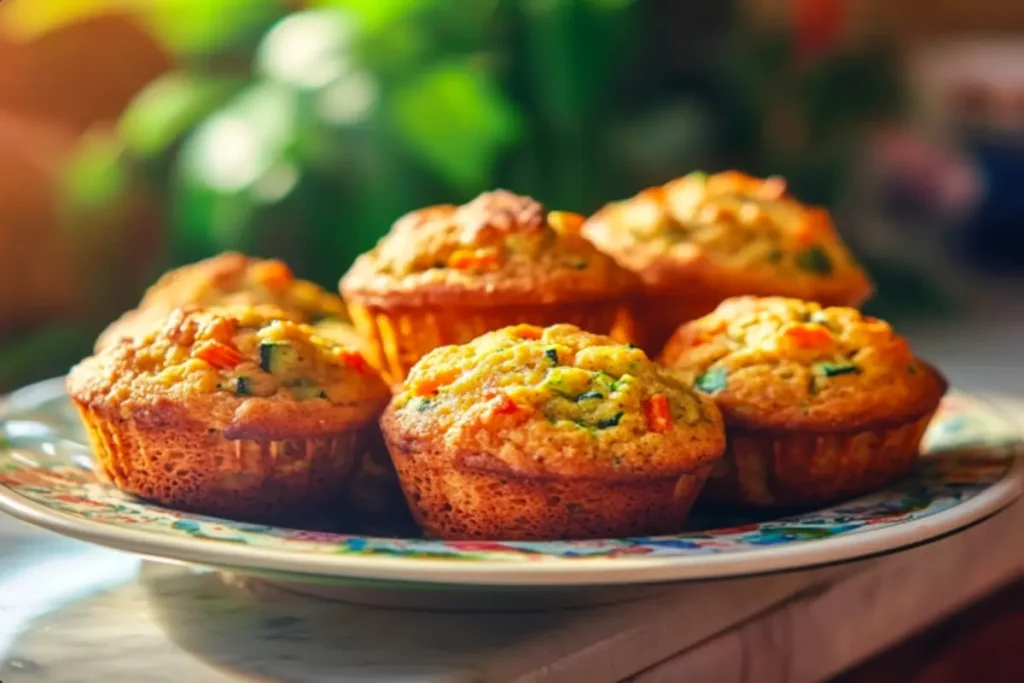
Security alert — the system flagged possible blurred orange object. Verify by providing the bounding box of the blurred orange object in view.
[0,13,170,339]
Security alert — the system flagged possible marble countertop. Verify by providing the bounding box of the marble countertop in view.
[1,311,1023,683]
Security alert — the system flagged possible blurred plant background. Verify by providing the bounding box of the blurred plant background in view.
[1,0,1023,390]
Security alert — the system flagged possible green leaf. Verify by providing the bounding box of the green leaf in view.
[145,0,288,59]
[62,130,128,213]
[389,61,522,190]
[694,368,728,394]
[119,72,242,161]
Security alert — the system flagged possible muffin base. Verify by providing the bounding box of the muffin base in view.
[388,446,713,540]
[75,402,378,523]
[701,412,937,508]
[348,301,621,384]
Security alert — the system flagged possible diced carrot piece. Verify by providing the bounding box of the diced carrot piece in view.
[255,261,294,289]
[487,392,520,415]
[784,323,834,349]
[644,394,672,433]
[338,349,370,374]
[411,369,460,396]
[547,211,585,235]
[194,340,246,369]
[448,249,499,271]
[508,324,542,340]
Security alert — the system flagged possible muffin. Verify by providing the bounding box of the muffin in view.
[582,171,874,353]
[69,305,390,522]
[96,252,358,352]
[660,297,947,507]
[341,190,638,383]
[380,323,726,540]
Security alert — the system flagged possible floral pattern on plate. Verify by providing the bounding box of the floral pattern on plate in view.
[0,382,1019,563]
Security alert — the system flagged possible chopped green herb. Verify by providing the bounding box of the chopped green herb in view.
[627,343,640,350]
[815,361,860,377]
[695,368,728,394]
[235,377,251,395]
[575,391,604,402]
[545,348,559,364]
[907,365,918,375]
[796,245,834,276]
[413,397,433,412]
[596,412,624,429]
[767,248,783,264]
[571,259,588,270]
[318,390,329,399]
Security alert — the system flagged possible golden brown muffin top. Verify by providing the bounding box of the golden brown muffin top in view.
[96,252,348,351]
[582,171,872,303]
[384,324,724,477]
[659,297,947,431]
[341,190,638,307]
[71,305,388,439]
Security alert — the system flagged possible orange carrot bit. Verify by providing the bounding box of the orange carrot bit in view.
[254,260,294,289]
[338,349,370,374]
[486,391,521,416]
[644,394,672,433]
[194,340,246,369]
[507,324,542,340]
[784,323,834,350]
[447,248,499,271]
[411,369,460,397]
[547,211,585,235]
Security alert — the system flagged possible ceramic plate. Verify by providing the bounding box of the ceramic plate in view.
[0,378,1020,587]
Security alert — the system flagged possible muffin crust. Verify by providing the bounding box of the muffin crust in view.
[97,252,350,351]
[583,172,872,304]
[342,190,637,308]
[660,297,946,432]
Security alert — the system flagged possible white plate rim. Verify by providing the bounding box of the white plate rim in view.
[0,378,1021,586]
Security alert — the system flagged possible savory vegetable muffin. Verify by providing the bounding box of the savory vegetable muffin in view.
[96,252,357,352]
[341,190,638,383]
[380,323,726,540]
[69,305,391,522]
[660,297,947,507]
[582,171,873,353]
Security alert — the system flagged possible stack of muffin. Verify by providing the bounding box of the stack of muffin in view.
[67,172,947,540]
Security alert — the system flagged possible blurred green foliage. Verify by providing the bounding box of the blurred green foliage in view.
[57,0,902,294]
[0,0,913,390]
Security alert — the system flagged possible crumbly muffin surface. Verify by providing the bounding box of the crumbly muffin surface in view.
[660,297,946,430]
[342,190,636,306]
[97,252,349,349]
[387,324,724,476]
[73,306,388,431]
[583,171,872,302]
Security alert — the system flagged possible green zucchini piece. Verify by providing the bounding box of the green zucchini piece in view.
[259,342,298,374]
[575,391,604,402]
[596,412,623,429]
[796,245,834,276]
[815,361,860,377]
[695,368,728,394]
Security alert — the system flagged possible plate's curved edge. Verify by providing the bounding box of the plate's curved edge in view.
[1,378,1022,586]
[1,445,1020,586]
